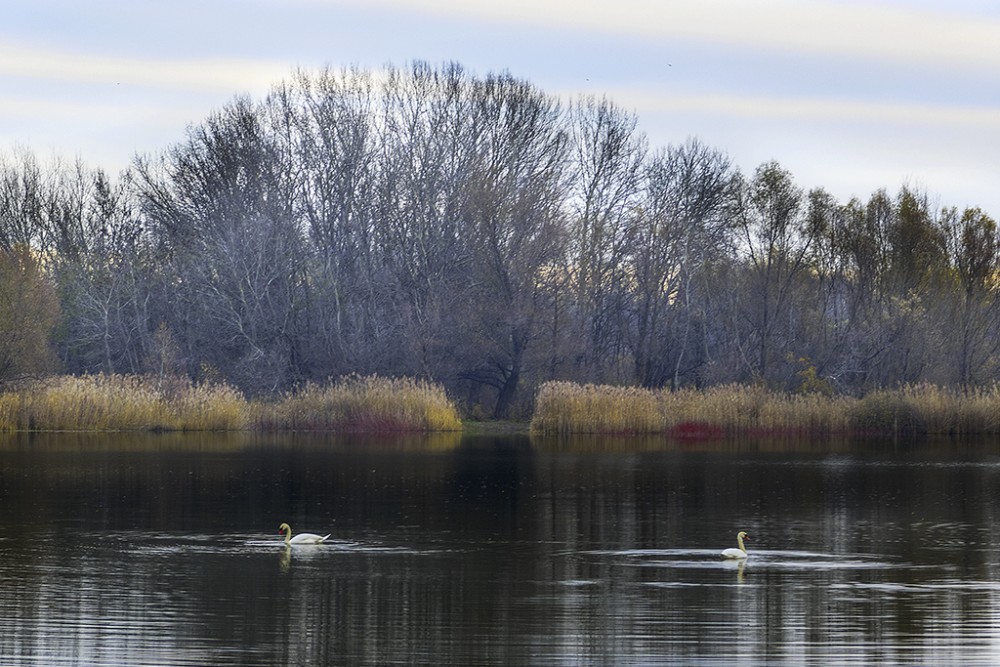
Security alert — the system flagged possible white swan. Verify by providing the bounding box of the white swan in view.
[278,522,330,545]
[721,531,749,559]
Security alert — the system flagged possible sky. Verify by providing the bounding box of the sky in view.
[2,0,999,217]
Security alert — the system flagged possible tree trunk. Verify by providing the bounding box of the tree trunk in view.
[493,333,525,419]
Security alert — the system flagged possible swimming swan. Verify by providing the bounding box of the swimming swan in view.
[721,531,749,559]
[278,522,330,545]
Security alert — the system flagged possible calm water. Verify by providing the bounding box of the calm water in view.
[2,432,1000,665]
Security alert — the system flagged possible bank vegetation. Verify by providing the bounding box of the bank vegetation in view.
[531,381,1000,438]
[0,374,461,432]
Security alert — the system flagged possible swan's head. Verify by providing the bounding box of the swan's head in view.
[278,522,291,535]
[737,531,749,540]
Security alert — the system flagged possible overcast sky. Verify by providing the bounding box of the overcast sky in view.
[3,0,998,216]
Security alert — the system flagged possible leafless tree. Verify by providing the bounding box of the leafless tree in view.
[280,66,380,375]
[729,161,812,386]
[943,207,1000,386]
[135,96,305,393]
[6,61,1000,411]
[631,138,733,388]
[457,73,570,417]
[567,97,646,383]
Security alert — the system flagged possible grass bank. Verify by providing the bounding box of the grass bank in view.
[530,381,1000,438]
[0,374,461,433]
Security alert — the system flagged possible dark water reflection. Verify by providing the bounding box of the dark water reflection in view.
[2,432,1000,665]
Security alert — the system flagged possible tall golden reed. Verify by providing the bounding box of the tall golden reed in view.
[0,374,249,431]
[0,373,460,432]
[0,392,20,432]
[530,381,662,435]
[0,375,462,431]
[531,380,1000,437]
[254,375,462,432]
[658,384,854,435]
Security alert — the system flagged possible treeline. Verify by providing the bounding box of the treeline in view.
[1,62,998,418]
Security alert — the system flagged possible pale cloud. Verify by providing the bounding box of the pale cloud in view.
[0,42,289,91]
[2,0,996,214]
[0,92,219,170]
[341,0,1000,70]
[608,90,1000,129]
[0,96,212,138]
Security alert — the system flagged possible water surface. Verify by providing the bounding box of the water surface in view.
[2,432,1000,665]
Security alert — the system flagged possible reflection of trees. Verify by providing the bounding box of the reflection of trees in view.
[2,437,1000,663]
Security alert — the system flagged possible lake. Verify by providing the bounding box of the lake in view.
[1,431,1000,666]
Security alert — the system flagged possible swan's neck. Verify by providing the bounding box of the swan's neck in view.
[737,534,746,552]
[282,527,291,545]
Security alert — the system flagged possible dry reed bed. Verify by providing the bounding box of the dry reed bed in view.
[253,375,461,432]
[0,374,461,433]
[0,375,248,432]
[530,381,1000,437]
[531,381,662,436]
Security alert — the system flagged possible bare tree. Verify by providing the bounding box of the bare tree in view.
[457,73,570,417]
[8,60,1000,410]
[135,96,305,393]
[871,188,948,386]
[943,207,1000,386]
[567,97,646,382]
[280,66,380,375]
[0,245,59,383]
[0,150,49,252]
[57,169,152,374]
[368,63,480,379]
[631,138,733,388]
[729,161,812,386]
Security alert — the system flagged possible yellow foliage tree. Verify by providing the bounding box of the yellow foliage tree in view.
[0,245,59,383]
